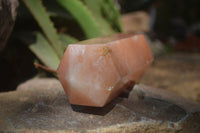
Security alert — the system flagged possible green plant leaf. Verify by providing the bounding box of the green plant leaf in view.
[83,0,122,33]
[59,34,78,48]
[29,32,60,70]
[83,0,102,15]
[56,0,102,39]
[83,0,116,35]
[22,0,64,58]
[101,0,122,32]
[43,0,73,20]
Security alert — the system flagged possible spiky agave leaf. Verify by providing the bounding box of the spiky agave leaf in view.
[29,32,60,70]
[22,0,64,58]
[59,34,78,48]
[56,0,103,39]
[82,0,116,35]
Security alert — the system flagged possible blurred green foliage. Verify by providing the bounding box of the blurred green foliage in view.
[18,0,122,70]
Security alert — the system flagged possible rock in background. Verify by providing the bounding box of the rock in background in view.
[142,53,200,103]
[0,0,18,51]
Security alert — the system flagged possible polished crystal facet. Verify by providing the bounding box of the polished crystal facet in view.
[57,34,153,107]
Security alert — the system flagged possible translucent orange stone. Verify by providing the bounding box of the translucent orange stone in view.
[57,34,153,107]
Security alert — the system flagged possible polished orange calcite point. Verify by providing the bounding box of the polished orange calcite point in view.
[57,34,153,107]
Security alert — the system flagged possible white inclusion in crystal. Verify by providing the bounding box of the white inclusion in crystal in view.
[80,48,85,55]
[71,45,85,56]
[116,40,120,44]
[93,56,103,66]
[108,86,114,91]
[133,36,138,41]
[68,74,76,85]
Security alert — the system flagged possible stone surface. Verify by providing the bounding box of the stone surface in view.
[16,77,62,91]
[57,34,153,107]
[142,53,200,103]
[0,78,200,132]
